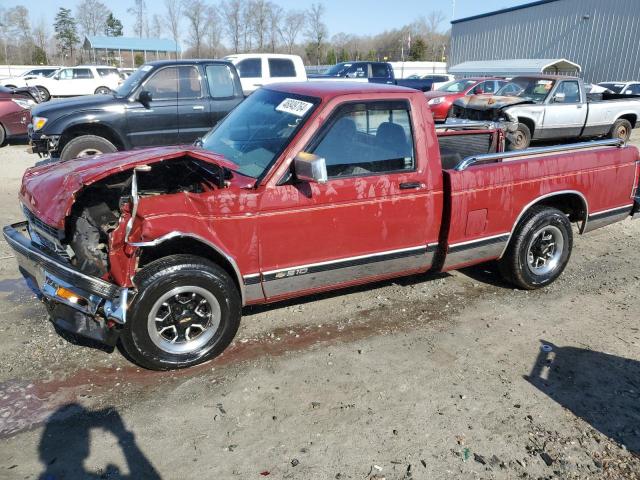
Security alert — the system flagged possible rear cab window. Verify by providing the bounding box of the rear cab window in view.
[268,59,296,78]
[206,64,238,98]
[97,68,119,78]
[143,65,202,100]
[73,68,94,79]
[236,58,262,78]
[309,101,415,178]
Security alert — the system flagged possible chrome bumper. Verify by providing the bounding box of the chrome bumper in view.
[3,222,128,345]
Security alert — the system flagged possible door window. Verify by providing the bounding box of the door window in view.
[627,83,640,95]
[345,64,367,78]
[206,64,237,98]
[310,102,415,178]
[472,81,496,94]
[177,66,202,98]
[73,68,94,79]
[236,58,262,78]
[57,69,73,80]
[268,58,296,77]
[555,81,581,103]
[97,68,118,77]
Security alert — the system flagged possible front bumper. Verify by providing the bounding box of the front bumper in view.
[27,125,59,156]
[3,222,128,346]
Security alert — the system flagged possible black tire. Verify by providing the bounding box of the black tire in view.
[119,255,241,370]
[60,134,117,161]
[608,118,632,142]
[506,123,531,151]
[499,206,573,290]
[94,86,111,95]
[0,123,5,147]
[4,84,16,89]
[35,86,50,102]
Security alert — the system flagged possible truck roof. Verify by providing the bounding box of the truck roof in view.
[512,74,580,81]
[267,81,418,99]
[143,59,234,68]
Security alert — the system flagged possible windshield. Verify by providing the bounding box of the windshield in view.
[496,77,556,103]
[437,79,476,93]
[324,63,351,76]
[115,66,148,97]
[599,82,624,93]
[201,89,319,179]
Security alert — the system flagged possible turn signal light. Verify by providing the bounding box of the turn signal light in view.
[56,287,88,307]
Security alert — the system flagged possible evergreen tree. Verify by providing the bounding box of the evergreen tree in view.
[104,13,124,36]
[54,8,79,61]
[408,37,426,61]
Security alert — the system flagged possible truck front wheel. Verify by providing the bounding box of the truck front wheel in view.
[120,255,241,370]
[609,118,632,142]
[499,206,573,290]
[60,134,117,161]
[506,123,531,151]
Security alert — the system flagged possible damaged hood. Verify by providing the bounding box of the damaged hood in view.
[453,95,535,111]
[20,146,240,229]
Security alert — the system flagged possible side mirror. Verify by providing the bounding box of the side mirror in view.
[138,90,152,107]
[294,152,327,184]
[553,92,566,103]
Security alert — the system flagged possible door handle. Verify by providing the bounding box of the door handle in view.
[399,182,423,190]
[192,105,205,110]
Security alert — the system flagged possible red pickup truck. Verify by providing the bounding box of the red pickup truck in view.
[4,82,640,370]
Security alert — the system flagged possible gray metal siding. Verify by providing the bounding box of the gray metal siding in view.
[450,0,640,83]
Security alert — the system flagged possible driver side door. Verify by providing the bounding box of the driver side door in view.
[540,80,587,139]
[125,66,180,147]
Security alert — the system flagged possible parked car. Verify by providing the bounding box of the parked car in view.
[598,81,640,95]
[308,61,435,92]
[5,82,640,369]
[0,86,41,146]
[425,73,455,90]
[450,75,640,149]
[28,60,244,161]
[118,68,137,78]
[424,77,507,122]
[23,65,122,101]
[1,67,61,88]
[223,53,307,95]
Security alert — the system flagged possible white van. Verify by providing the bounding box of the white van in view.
[223,54,307,95]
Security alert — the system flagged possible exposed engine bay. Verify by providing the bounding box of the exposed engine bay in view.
[65,156,230,277]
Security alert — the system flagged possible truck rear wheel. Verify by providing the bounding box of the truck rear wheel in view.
[499,206,573,290]
[120,255,241,370]
[609,119,632,142]
[60,135,117,161]
[0,123,5,147]
[506,123,531,151]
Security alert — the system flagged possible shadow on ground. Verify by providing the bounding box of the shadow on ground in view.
[526,341,640,454]
[38,404,161,479]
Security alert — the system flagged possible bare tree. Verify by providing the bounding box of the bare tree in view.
[128,0,148,38]
[267,3,283,53]
[150,14,163,38]
[4,6,34,63]
[76,0,110,37]
[305,3,327,65]
[426,11,446,34]
[182,0,207,57]
[205,6,222,57]
[221,0,242,53]
[279,9,305,54]
[163,0,181,58]
[241,0,254,51]
[251,0,270,51]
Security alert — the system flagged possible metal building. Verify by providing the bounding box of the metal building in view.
[450,0,640,83]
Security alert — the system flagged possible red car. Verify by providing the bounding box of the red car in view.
[424,77,508,122]
[0,86,38,146]
[4,82,640,370]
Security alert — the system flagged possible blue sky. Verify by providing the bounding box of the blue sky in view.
[6,0,529,38]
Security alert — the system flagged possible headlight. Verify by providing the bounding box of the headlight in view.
[428,97,445,105]
[32,116,48,131]
[11,98,35,109]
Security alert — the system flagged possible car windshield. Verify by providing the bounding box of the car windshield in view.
[496,78,556,103]
[599,83,625,93]
[201,88,319,179]
[437,80,476,93]
[324,63,351,76]
[115,66,148,97]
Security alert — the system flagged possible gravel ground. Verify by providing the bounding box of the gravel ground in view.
[0,134,639,479]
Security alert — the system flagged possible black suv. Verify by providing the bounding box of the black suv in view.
[29,60,244,160]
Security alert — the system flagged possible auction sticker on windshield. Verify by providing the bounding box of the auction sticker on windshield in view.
[276,98,314,117]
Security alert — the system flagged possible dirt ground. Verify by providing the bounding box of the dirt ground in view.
[1,134,640,480]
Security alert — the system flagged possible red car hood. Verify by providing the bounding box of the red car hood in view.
[20,146,241,229]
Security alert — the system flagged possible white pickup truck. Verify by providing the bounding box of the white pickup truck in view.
[449,75,640,150]
[223,54,307,95]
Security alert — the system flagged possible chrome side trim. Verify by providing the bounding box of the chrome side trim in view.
[443,234,510,270]
[261,245,435,298]
[499,190,589,258]
[583,204,634,233]
[130,231,248,306]
[455,139,625,171]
